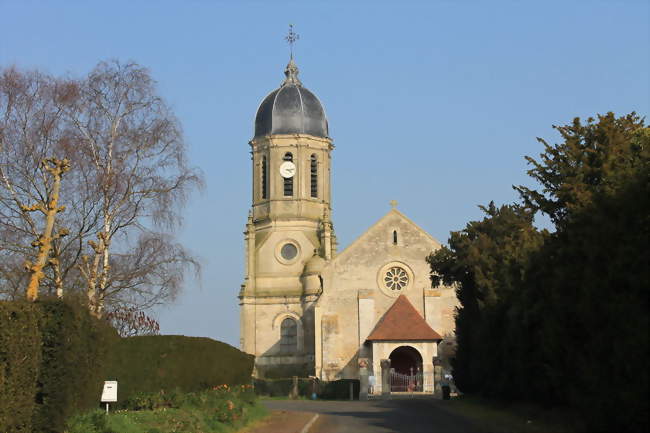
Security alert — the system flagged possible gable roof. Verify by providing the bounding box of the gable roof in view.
[334,208,441,262]
[366,295,443,342]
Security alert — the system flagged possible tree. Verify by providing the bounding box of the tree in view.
[0,62,202,314]
[515,112,646,228]
[22,157,70,300]
[61,60,202,315]
[427,203,545,394]
[0,68,76,299]
[105,306,160,337]
[429,113,648,432]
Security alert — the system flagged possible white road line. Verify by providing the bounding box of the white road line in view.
[300,413,320,433]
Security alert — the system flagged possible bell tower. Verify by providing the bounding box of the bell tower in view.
[239,52,335,375]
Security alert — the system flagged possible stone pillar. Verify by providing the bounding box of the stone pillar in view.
[359,358,369,401]
[380,359,391,398]
[433,357,443,398]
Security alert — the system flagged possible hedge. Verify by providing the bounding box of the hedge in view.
[254,378,360,400]
[106,335,255,406]
[0,302,42,433]
[31,299,117,433]
[0,300,255,432]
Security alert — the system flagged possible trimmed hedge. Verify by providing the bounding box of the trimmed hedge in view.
[0,302,42,433]
[0,300,255,432]
[32,299,117,433]
[106,335,255,406]
[0,299,116,433]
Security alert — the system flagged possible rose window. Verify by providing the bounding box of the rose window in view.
[384,266,409,291]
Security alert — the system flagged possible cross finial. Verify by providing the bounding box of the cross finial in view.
[390,200,398,209]
[285,24,299,59]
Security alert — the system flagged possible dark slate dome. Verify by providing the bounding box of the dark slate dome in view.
[254,59,329,139]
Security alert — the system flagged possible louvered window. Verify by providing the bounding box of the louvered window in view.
[261,156,268,199]
[283,153,293,196]
[310,154,318,198]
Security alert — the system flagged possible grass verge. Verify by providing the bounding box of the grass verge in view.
[66,386,268,433]
[439,395,582,433]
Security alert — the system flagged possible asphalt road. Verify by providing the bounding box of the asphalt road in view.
[263,398,481,433]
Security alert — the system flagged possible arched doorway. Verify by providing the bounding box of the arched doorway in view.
[389,346,423,375]
[389,346,424,392]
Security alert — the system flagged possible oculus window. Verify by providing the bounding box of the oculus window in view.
[280,243,298,260]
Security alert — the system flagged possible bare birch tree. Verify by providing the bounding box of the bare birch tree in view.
[0,62,202,312]
[62,60,202,315]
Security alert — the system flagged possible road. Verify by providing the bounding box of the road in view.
[262,398,481,433]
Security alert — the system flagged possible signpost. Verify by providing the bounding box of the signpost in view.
[101,381,118,413]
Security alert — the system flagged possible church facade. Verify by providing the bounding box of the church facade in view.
[239,58,459,386]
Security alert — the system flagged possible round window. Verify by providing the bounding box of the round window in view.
[280,243,298,260]
[377,261,414,297]
[384,266,409,291]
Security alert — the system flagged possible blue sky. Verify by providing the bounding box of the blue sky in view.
[1,0,648,347]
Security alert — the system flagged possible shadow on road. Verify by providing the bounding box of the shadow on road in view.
[263,398,480,433]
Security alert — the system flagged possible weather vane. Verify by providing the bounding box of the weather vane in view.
[285,24,299,59]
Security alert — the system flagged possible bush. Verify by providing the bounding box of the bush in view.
[319,379,360,400]
[0,302,42,433]
[253,377,359,400]
[253,377,311,397]
[106,335,254,405]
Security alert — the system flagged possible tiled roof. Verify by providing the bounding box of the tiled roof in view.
[366,295,443,341]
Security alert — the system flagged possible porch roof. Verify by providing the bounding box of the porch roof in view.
[366,295,443,342]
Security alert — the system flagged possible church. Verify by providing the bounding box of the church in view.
[238,56,459,391]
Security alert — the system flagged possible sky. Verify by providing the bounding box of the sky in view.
[1,0,648,348]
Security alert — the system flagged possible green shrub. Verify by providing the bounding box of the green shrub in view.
[319,379,359,400]
[253,377,313,397]
[0,301,42,433]
[253,377,357,399]
[31,298,118,433]
[106,335,254,405]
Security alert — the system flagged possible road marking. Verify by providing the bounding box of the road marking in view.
[300,413,320,433]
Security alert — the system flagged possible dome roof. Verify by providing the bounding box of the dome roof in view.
[254,60,328,139]
[303,252,326,275]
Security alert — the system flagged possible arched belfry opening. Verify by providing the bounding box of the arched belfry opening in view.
[389,346,422,375]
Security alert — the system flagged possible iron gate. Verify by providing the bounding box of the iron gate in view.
[390,370,424,392]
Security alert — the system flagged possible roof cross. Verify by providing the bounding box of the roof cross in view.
[390,200,398,209]
[285,24,300,59]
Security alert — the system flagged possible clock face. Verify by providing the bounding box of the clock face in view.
[279,161,296,178]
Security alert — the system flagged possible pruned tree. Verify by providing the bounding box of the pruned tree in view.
[22,157,70,300]
[0,68,75,299]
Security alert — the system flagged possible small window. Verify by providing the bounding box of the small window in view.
[393,230,398,245]
[280,318,297,353]
[310,154,318,198]
[280,243,298,260]
[283,153,293,197]
[261,156,268,199]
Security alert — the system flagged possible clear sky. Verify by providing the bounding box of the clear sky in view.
[1,0,648,347]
